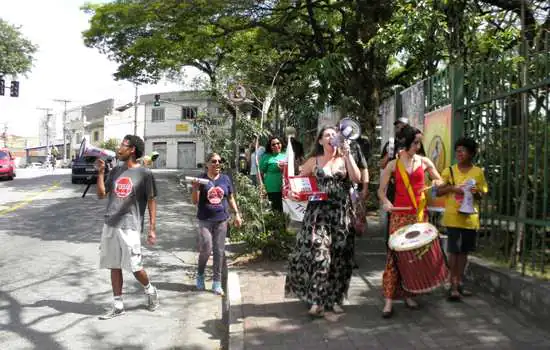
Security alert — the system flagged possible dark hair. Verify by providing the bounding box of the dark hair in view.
[455,137,478,156]
[290,137,304,159]
[357,135,371,160]
[265,136,285,154]
[397,125,422,151]
[123,135,144,159]
[206,152,221,162]
[309,125,338,157]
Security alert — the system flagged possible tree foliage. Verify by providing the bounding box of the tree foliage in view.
[82,0,550,137]
[0,18,37,77]
[100,138,119,152]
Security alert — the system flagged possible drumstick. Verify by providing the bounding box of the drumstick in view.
[390,206,413,211]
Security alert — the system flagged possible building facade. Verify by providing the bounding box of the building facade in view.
[141,90,224,169]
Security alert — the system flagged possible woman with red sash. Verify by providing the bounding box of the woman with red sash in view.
[377,125,443,318]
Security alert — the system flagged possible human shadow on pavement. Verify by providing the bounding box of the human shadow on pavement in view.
[154,281,196,293]
[28,299,105,316]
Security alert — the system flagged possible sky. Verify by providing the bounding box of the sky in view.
[0,0,203,139]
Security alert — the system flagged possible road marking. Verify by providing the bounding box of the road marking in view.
[0,181,60,216]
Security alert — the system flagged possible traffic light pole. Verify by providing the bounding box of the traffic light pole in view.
[134,83,139,135]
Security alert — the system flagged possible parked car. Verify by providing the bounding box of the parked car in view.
[0,148,16,180]
[71,156,98,184]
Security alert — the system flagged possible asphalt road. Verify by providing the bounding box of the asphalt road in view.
[0,169,224,350]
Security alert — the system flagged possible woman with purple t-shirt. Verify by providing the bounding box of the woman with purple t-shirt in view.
[192,153,243,295]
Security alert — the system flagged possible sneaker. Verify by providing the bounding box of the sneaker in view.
[146,287,159,311]
[99,306,125,320]
[196,274,205,290]
[212,281,224,296]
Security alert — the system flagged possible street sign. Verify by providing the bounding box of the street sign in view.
[228,84,246,103]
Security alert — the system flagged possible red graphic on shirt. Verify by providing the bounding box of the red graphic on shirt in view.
[114,177,133,198]
[207,186,225,205]
[454,184,465,204]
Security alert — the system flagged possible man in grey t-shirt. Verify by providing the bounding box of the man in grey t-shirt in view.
[96,135,159,319]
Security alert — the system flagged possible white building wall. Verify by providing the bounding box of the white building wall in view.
[142,90,222,169]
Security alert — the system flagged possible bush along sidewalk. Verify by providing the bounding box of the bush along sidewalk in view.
[230,173,295,261]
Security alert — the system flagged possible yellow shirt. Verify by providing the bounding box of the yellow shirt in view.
[441,164,488,230]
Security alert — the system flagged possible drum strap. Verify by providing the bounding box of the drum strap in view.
[396,160,426,222]
[449,166,455,186]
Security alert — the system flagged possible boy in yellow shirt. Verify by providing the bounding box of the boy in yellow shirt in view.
[438,137,488,301]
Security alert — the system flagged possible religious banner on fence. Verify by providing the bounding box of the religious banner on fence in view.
[423,104,452,210]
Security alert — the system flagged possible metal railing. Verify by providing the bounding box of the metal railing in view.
[458,44,550,276]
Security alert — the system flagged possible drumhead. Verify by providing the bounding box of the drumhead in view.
[388,223,439,251]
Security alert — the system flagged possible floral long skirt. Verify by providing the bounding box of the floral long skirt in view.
[382,213,427,299]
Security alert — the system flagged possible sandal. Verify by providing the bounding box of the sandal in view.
[447,290,462,302]
[308,304,324,317]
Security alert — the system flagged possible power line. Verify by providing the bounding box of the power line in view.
[53,99,72,162]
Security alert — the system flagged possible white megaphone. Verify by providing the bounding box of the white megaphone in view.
[459,179,477,215]
[78,138,116,160]
[332,118,361,147]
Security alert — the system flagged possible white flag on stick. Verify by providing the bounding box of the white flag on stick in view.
[282,135,307,222]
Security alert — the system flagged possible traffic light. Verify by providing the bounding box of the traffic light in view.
[0,79,4,96]
[153,94,160,107]
[10,81,19,97]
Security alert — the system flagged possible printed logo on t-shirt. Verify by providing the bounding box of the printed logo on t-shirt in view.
[114,177,133,198]
[207,186,225,205]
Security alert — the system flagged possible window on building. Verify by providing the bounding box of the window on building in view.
[181,107,198,120]
[93,131,99,142]
[152,108,165,122]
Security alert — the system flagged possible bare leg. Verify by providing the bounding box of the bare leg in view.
[448,253,461,299]
[383,298,393,312]
[133,270,150,287]
[459,254,468,283]
[111,269,123,296]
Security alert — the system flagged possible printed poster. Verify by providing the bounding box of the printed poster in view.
[423,105,452,210]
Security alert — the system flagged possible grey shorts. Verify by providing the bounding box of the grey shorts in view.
[99,224,143,272]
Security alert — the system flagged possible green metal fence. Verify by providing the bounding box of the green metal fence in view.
[382,32,550,277]
[456,45,550,276]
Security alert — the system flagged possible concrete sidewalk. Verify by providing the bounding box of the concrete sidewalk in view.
[228,219,550,350]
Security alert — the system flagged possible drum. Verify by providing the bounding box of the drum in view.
[388,222,449,294]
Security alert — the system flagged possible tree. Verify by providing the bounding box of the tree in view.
[100,138,119,152]
[82,0,397,137]
[0,18,37,76]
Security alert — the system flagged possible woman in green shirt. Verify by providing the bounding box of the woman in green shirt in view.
[259,136,286,212]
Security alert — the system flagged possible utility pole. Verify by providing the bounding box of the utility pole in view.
[2,123,7,147]
[37,107,53,161]
[134,83,139,135]
[54,99,71,162]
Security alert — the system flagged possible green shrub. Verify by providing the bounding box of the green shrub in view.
[230,173,295,260]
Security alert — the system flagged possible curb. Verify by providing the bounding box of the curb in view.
[466,255,550,324]
[227,271,244,350]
